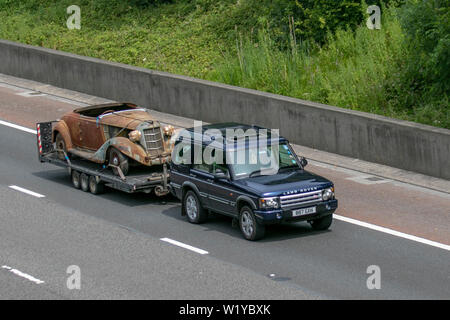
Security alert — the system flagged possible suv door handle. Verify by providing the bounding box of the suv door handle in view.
[206,179,213,183]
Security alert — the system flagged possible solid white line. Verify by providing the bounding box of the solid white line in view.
[0,119,36,134]
[9,185,45,198]
[160,238,209,255]
[1,265,45,284]
[334,214,450,251]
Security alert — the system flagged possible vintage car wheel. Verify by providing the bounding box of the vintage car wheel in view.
[109,147,129,176]
[239,206,265,241]
[55,133,68,161]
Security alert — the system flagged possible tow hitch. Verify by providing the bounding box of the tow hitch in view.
[154,163,170,196]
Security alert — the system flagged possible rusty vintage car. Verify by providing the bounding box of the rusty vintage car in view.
[52,103,174,176]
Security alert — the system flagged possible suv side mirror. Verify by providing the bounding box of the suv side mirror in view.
[214,169,228,180]
[300,157,308,167]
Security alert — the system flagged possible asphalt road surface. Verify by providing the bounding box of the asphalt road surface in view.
[0,79,449,299]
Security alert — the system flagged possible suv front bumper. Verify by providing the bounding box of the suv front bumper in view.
[254,199,338,225]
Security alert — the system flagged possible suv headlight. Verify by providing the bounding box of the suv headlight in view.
[322,187,334,201]
[259,197,280,209]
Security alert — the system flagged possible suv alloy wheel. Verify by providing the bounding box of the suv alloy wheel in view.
[239,206,265,241]
[183,190,207,224]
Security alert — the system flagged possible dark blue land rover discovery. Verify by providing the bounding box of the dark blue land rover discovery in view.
[169,123,338,240]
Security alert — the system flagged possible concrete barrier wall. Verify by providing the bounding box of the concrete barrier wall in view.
[1,39,449,179]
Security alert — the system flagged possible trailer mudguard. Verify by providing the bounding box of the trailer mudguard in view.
[52,120,73,150]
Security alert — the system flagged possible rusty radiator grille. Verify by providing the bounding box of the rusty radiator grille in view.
[143,127,163,155]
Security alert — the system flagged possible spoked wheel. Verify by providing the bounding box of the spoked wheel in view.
[183,190,207,224]
[55,133,68,161]
[239,206,265,241]
[109,147,129,176]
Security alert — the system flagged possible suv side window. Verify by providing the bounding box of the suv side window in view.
[193,146,229,176]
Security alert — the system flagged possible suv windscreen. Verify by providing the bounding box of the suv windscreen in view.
[228,142,299,179]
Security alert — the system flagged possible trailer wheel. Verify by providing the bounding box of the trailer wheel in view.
[89,176,104,195]
[71,170,81,189]
[109,147,129,176]
[80,173,90,192]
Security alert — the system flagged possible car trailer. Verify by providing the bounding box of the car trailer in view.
[36,121,170,196]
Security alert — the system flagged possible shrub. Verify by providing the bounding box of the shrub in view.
[204,0,400,46]
[398,0,450,94]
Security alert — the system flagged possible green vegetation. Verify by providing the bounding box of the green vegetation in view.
[0,0,448,128]
[0,0,223,77]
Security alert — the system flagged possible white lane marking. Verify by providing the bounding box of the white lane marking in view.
[9,185,45,198]
[1,265,45,284]
[334,214,450,251]
[0,119,36,134]
[160,238,209,255]
[17,91,47,98]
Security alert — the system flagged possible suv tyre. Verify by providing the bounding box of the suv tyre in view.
[239,206,265,241]
[310,214,333,231]
[184,190,208,224]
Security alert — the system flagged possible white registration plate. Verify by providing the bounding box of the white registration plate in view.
[292,206,316,217]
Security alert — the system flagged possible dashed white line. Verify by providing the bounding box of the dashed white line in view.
[334,214,450,251]
[9,185,45,198]
[1,266,45,284]
[0,119,36,134]
[160,238,209,255]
